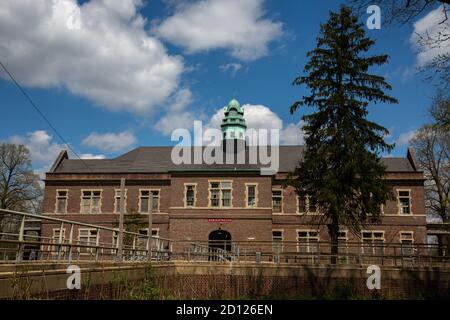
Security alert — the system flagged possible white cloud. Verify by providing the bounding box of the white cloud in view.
[166,88,193,112]
[82,131,137,153]
[280,121,306,145]
[206,103,305,145]
[410,7,450,66]
[155,0,283,61]
[5,130,105,179]
[395,130,417,146]
[0,0,184,114]
[154,112,200,137]
[153,88,202,135]
[220,63,242,77]
[8,130,66,166]
[80,153,106,159]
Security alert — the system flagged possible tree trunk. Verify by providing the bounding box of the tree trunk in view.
[328,220,339,264]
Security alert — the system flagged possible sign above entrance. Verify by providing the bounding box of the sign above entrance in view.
[208,219,232,223]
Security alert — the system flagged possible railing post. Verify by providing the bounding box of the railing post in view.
[393,246,397,267]
[317,242,320,265]
[117,178,125,261]
[156,238,161,261]
[416,244,421,268]
[146,235,151,261]
[95,228,100,261]
[147,195,153,262]
[57,222,64,261]
[132,235,136,260]
[16,215,26,262]
[401,243,404,268]
[68,224,74,263]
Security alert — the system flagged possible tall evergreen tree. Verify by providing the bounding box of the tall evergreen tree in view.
[289,6,398,262]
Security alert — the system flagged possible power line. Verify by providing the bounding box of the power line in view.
[0,60,93,173]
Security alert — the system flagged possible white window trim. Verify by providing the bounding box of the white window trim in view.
[361,230,385,254]
[55,189,69,214]
[296,194,307,215]
[77,228,99,254]
[79,189,103,214]
[296,229,320,253]
[138,228,160,237]
[272,229,284,252]
[338,230,348,242]
[51,228,66,253]
[305,195,319,215]
[138,188,161,213]
[113,188,128,214]
[183,183,197,208]
[397,189,413,215]
[208,180,233,208]
[295,192,319,215]
[399,231,414,243]
[272,188,283,214]
[245,183,259,208]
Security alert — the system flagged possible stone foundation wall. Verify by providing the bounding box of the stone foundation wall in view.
[0,262,448,300]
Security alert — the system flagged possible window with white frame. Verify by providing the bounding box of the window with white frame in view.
[80,190,102,214]
[362,231,384,255]
[114,189,127,213]
[51,228,66,253]
[297,193,307,214]
[400,232,414,256]
[209,182,232,208]
[338,231,347,246]
[140,190,160,213]
[297,231,319,253]
[398,190,411,214]
[246,184,257,207]
[272,190,282,213]
[297,193,318,214]
[272,230,283,253]
[112,232,118,253]
[308,195,318,213]
[56,190,68,213]
[78,229,98,253]
[185,185,196,207]
[137,228,160,252]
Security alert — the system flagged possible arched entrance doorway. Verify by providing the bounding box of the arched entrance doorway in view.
[208,229,232,252]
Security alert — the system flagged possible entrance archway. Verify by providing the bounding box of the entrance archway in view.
[208,229,232,252]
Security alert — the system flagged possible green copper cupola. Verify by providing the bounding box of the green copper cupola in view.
[221,98,247,140]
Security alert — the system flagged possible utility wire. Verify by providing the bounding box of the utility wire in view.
[0,60,93,172]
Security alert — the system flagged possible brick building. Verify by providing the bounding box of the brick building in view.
[42,99,427,256]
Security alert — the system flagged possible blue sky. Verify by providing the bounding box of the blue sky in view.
[0,0,445,174]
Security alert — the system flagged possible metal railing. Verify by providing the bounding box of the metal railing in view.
[1,209,449,267]
[181,242,240,262]
[0,209,172,263]
[169,239,449,268]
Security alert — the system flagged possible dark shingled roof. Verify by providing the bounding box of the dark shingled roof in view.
[51,146,416,174]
